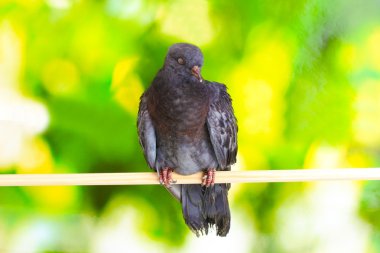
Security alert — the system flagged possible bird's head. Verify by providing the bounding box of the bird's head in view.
[164,43,204,82]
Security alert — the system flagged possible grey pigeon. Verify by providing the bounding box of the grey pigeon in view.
[137,43,237,236]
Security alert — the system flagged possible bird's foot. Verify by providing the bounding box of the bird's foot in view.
[159,167,176,187]
[202,168,216,187]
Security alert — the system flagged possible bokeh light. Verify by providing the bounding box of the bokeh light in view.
[1,0,380,252]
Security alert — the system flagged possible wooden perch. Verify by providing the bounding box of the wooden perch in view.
[0,168,380,186]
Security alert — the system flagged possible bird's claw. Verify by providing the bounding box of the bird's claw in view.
[202,168,216,187]
[159,167,176,187]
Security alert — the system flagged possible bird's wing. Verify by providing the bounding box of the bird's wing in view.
[137,90,156,170]
[206,82,238,169]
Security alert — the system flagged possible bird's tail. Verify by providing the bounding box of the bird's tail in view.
[180,183,230,236]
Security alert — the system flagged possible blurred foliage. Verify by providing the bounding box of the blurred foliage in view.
[1,0,380,252]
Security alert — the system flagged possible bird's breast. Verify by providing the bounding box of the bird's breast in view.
[148,84,210,136]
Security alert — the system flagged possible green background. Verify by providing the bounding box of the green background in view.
[1,0,380,252]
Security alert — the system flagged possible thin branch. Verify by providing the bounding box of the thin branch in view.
[0,168,380,186]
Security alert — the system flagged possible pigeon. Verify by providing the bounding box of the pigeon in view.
[137,43,237,236]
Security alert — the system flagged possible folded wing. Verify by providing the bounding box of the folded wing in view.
[206,82,238,169]
[137,91,156,170]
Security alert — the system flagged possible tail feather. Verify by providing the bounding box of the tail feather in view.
[204,184,231,236]
[181,185,207,236]
[181,184,230,236]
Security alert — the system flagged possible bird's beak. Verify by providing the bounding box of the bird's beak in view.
[191,65,203,82]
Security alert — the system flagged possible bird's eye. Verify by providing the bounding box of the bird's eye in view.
[177,57,185,65]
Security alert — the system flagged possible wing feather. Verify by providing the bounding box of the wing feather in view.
[206,82,238,169]
[137,91,156,169]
